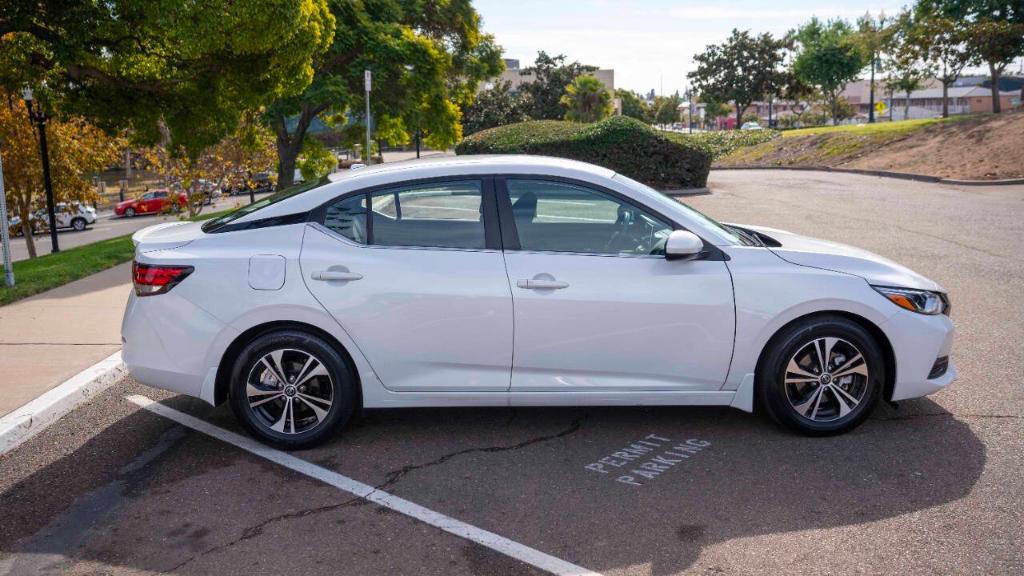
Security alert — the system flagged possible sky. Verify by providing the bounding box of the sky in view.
[474,0,911,95]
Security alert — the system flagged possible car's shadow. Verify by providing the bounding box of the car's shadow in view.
[0,395,984,576]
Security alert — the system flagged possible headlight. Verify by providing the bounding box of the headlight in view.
[872,286,947,315]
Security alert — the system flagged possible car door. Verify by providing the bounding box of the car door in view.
[497,177,735,392]
[300,177,514,392]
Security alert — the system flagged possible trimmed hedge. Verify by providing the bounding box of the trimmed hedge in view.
[455,116,712,189]
[666,129,780,160]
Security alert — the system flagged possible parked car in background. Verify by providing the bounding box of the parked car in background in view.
[115,189,188,218]
[741,122,763,130]
[196,179,222,205]
[227,173,275,196]
[123,156,956,448]
[9,202,97,234]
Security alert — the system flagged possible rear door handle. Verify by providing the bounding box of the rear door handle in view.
[517,279,569,290]
[311,270,363,282]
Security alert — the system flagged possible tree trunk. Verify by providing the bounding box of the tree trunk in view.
[989,63,1002,114]
[904,90,911,121]
[19,208,36,259]
[272,104,324,189]
[942,81,949,118]
[734,104,743,130]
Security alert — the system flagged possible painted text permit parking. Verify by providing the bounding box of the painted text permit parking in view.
[585,435,711,486]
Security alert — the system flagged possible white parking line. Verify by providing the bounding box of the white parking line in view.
[126,394,603,576]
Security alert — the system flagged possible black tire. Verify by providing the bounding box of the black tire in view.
[229,330,356,449]
[125,207,135,218]
[71,217,87,231]
[758,315,884,436]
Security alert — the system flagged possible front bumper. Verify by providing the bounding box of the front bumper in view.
[881,308,957,401]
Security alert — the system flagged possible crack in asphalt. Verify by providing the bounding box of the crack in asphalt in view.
[377,415,586,491]
[164,494,366,573]
[871,412,1021,422]
[163,415,585,572]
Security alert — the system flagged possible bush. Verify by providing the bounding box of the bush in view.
[666,129,780,160]
[455,116,712,189]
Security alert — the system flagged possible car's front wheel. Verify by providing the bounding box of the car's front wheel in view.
[758,315,883,436]
[71,217,87,231]
[229,330,356,449]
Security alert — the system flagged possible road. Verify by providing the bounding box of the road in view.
[1,170,1021,575]
[4,193,273,263]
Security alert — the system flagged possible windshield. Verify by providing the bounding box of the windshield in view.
[202,177,329,232]
[612,174,744,245]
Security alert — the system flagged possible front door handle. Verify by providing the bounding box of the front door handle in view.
[517,279,569,290]
[311,270,363,282]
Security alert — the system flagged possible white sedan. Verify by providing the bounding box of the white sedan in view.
[122,156,955,448]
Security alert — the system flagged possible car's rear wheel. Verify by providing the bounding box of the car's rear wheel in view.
[229,330,356,449]
[758,315,883,436]
[125,207,135,218]
[71,217,87,231]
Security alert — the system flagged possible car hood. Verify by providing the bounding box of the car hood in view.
[736,224,944,293]
[132,221,203,253]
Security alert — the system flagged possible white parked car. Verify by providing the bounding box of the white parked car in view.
[123,156,955,448]
[741,122,763,130]
[9,201,97,235]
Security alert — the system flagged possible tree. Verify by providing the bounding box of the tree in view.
[462,81,530,135]
[520,52,597,120]
[922,1,1024,113]
[298,138,337,182]
[699,97,731,129]
[792,18,866,125]
[616,89,650,122]
[264,1,503,188]
[911,7,972,117]
[560,76,612,122]
[0,93,121,258]
[652,93,682,126]
[855,12,891,122]
[884,11,933,121]
[688,29,789,129]
[0,1,335,156]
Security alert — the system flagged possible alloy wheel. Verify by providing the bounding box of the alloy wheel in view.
[245,348,335,435]
[783,337,869,423]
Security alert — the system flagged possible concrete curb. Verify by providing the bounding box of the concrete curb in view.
[661,187,711,197]
[711,166,1024,186]
[0,351,125,456]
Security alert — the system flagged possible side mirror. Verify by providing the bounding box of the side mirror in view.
[665,230,704,261]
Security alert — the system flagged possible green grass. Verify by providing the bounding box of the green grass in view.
[0,234,136,306]
[781,116,971,137]
[0,208,233,307]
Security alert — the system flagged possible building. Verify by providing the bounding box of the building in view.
[490,60,616,94]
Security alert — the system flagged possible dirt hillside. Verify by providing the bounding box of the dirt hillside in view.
[717,111,1024,180]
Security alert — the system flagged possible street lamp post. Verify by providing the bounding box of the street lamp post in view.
[21,86,59,254]
[0,148,15,286]
[364,69,372,164]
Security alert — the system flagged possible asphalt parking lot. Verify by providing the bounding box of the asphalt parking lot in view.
[1,170,1022,575]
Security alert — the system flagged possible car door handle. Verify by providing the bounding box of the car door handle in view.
[311,270,363,282]
[517,279,569,290]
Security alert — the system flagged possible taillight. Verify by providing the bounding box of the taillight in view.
[133,261,194,296]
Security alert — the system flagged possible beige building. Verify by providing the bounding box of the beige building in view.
[486,60,619,114]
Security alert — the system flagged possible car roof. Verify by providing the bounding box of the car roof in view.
[326,154,615,185]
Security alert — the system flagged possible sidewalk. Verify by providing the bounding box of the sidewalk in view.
[0,262,131,417]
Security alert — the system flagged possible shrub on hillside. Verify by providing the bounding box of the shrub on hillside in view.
[666,129,780,160]
[455,116,712,189]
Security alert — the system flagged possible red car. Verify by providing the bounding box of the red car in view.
[115,189,188,218]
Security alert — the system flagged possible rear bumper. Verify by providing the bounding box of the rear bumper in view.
[882,309,957,401]
[121,291,231,403]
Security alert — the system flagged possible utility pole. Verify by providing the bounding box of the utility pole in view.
[364,69,372,164]
[0,148,14,286]
[22,86,59,253]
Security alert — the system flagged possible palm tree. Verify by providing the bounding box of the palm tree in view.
[560,76,613,122]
